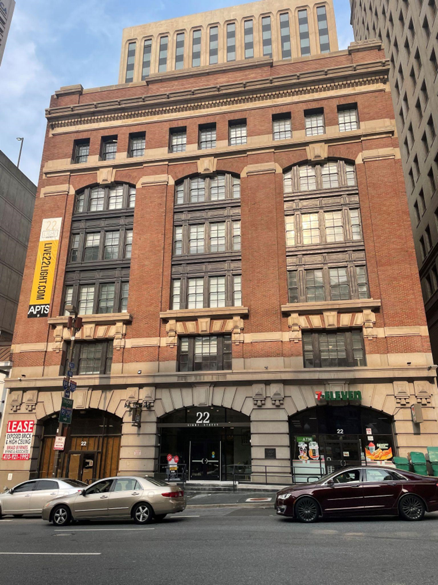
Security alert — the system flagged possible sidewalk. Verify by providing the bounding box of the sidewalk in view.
[186,489,280,508]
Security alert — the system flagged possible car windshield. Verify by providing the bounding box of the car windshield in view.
[142,477,169,487]
[61,479,88,487]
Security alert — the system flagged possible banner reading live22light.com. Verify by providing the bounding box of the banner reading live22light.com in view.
[27,218,62,318]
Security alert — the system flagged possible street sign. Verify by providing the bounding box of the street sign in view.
[64,389,71,399]
[62,378,69,390]
[167,454,172,462]
[70,380,77,393]
[69,362,75,370]
[54,436,66,451]
[174,455,179,463]
[59,397,74,424]
[67,370,73,378]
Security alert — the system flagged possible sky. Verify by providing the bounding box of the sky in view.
[0,0,355,185]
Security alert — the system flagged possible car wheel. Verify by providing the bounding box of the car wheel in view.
[133,503,154,525]
[13,515,23,518]
[399,495,426,521]
[295,497,320,523]
[52,505,71,526]
[154,514,167,522]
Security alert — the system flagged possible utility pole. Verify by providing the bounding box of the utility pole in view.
[16,137,24,169]
[52,305,82,479]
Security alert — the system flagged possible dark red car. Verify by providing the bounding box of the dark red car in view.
[276,466,438,522]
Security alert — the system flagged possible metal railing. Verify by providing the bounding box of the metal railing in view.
[230,464,294,488]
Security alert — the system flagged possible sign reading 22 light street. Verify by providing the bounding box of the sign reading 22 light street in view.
[59,397,74,424]
[315,390,362,402]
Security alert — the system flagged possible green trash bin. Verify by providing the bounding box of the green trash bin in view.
[409,452,429,476]
[393,456,410,472]
[427,447,438,477]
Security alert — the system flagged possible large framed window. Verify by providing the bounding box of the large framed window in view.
[67,341,113,375]
[229,120,247,146]
[125,42,136,83]
[298,9,311,56]
[169,128,187,153]
[262,16,272,57]
[287,265,369,303]
[305,109,325,136]
[129,132,145,157]
[175,173,240,205]
[209,26,219,64]
[273,113,292,140]
[142,39,152,79]
[279,13,291,59]
[303,330,366,368]
[171,274,242,310]
[65,280,130,316]
[174,219,240,256]
[192,30,202,67]
[199,124,216,150]
[73,139,90,164]
[338,104,359,132]
[244,20,254,59]
[69,229,132,264]
[284,161,357,194]
[175,32,185,70]
[101,136,117,161]
[227,23,236,61]
[158,36,168,72]
[74,184,136,214]
[178,335,232,371]
[285,208,363,246]
[316,6,330,53]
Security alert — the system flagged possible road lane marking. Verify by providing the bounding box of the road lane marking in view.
[0,552,101,556]
[54,528,155,532]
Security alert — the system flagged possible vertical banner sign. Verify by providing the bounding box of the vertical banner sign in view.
[28,218,62,318]
[2,420,35,460]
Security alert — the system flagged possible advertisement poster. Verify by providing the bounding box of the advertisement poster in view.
[2,420,35,460]
[365,441,393,461]
[28,218,62,318]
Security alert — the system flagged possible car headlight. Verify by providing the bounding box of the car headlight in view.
[44,502,52,508]
[277,493,290,500]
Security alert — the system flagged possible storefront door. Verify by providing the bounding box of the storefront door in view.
[67,451,98,483]
[323,437,362,473]
[189,440,221,481]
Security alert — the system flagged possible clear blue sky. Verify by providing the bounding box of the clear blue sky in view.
[0,0,354,184]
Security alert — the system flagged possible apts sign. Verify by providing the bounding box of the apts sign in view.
[316,390,362,402]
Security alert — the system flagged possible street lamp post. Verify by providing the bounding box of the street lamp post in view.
[52,305,82,479]
[16,137,24,169]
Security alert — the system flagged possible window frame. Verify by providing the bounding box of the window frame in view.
[100,136,118,161]
[177,335,232,371]
[303,330,366,368]
[229,119,247,146]
[67,341,114,375]
[169,127,187,153]
[128,132,146,158]
[73,139,90,164]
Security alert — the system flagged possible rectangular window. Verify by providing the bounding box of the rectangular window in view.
[316,5,330,53]
[338,105,359,132]
[142,39,152,79]
[232,221,241,251]
[73,139,90,164]
[325,211,344,242]
[158,36,168,72]
[75,341,113,375]
[189,225,205,254]
[305,110,325,136]
[350,209,362,240]
[104,231,120,260]
[64,286,74,316]
[262,16,272,57]
[273,113,292,140]
[229,120,247,145]
[302,213,320,244]
[209,276,226,307]
[78,285,95,315]
[227,23,236,62]
[210,223,226,252]
[209,26,219,64]
[188,278,204,309]
[244,20,254,59]
[175,32,185,70]
[321,163,339,189]
[232,177,241,199]
[70,234,80,262]
[178,335,231,371]
[98,283,115,314]
[346,163,356,187]
[174,226,183,255]
[192,30,202,67]
[211,175,225,200]
[125,230,133,259]
[109,185,124,210]
[356,266,369,299]
[298,9,311,56]
[129,132,145,157]
[89,188,104,212]
[279,13,291,59]
[285,217,296,246]
[83,233,100,262]
[120,282,129,312]
[190,177,205,203]
[306,270,325,302]
[233,275,242,306]
[171,280,181,310]
[125,42,136,83]
[199,124,216,150]
[303,330,366,368]
[75,193,85,214]
[169,128,187,153]
[176,183,185,205]
[299,166,317,191]
[101,136,117,161]
[330,267,350,300]
[287,271,299,303]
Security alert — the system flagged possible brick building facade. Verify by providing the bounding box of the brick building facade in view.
[0,1,437,487]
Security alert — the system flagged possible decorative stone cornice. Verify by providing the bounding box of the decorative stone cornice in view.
[281,299,381,315]
[46,61,390,131]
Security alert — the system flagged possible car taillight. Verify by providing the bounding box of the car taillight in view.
[162,491,183,498]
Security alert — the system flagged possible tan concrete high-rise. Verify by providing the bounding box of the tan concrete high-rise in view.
[350,1,438,361]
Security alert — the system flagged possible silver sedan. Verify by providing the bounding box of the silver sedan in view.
[0,478,86,517]
[42,476,186,526]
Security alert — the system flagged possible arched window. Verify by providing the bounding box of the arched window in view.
[74,183,136,214]
[284,160,356,194]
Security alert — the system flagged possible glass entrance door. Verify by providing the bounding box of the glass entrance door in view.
[323,436,362,473]
[190,440,221,480]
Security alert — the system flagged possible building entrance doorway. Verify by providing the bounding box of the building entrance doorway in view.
[158,407,250,482]
[38,410,122,484]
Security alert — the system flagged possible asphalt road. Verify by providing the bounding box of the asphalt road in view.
[1,507,438,585]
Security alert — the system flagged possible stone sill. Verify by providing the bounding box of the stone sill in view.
[48,313,133,326]
[160,307,249,321]
[6,364,436,390]
[281,299,382,315]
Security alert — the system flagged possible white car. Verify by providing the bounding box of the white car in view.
[0,478,86,518]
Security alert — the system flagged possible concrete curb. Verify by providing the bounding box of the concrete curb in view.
[186,503,274,509]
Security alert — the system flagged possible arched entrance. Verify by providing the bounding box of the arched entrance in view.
[289,405,394,482]
[158,407,251,481]
[38,410,122,483]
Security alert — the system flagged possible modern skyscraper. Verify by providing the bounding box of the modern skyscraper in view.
[0,0,15,65]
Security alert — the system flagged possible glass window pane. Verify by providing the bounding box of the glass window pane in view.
[305,112,325,136]
[299,166,316,190]
[329,267,350,300]
[262,16,272,57]
[159,36,168,72]
[79,286,95,315]
[302,213,320,244]
[64,286,74,316]
[298,9,311,56]
[280,13,291,59]
[317,6,330,53]
[350,208,362,240]
[176,182,184,205]
[190,177,205,202]
[209,26,218,64]
[75,192,85,213]
[83,233,100,261]
[229,122,247,145]
[325,211,344,242]
[70,234,80,262]
[170,129,187,153]
[209,276,226,307]
[125,230,133,259]
[346,163,357,187]
[120,282,129,312]
[285,217,296,246]
[98,284,115,314]
[172,280,181,310]
[210,223,226,252]
[232,221,241,251]
[129,187,136,208]
[104,231,120,260]
[125,42,136,83]
[89,188,105,211]
[188,278,204,308]
[339,107,358,132]
[232,177,241,199]
[175,32,185,70]
[356,266,369,299]
[109,185,124,210]
[142,39,152,79]
[306,270,325,302]
[233,275,242,306]
[174,226,183,255]
[189,225,205,253]
[273,116,292,140]
[321,163,339,189]
[244,20,254,59]
[192,30,202,67]
[199,125,216,150]
[227,23,236,62]
[288,271,298,303]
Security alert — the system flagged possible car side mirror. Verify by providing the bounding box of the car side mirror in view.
[326,479,334,487]
[9,488,14,495]
[81,489,86,496]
